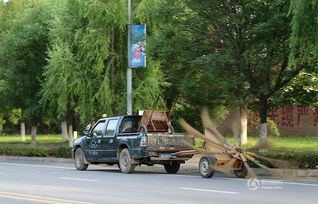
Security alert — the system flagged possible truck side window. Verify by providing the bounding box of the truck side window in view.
[92,121,105,136]
[106,119,118,136]
[120,117,140,133]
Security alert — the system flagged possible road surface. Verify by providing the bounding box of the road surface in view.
[0,160,317,204]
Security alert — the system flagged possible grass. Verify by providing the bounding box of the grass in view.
[1,134,318,153]
[0,134,68,145]
[196,136,318,153]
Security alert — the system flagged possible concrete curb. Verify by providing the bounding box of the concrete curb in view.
[0,155,317,178]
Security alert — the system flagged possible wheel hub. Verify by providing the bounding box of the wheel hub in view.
[123,155,128,166]
[201,160,209,173]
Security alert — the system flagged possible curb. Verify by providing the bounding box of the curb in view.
[0,156,73,163]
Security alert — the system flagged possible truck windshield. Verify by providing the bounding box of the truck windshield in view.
[119,117,141,133]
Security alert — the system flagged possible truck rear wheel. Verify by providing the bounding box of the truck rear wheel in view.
[164,162,180,174]
[74,148,88,171]
[199,156,215,178]
[119,148,136,174]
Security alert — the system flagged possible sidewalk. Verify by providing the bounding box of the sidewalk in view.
[0,155,317,179]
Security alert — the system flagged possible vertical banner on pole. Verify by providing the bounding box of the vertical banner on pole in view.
[129,24,146,68]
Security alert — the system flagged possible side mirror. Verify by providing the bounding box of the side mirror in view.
[83,130,90,136]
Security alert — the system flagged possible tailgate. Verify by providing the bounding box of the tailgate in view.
[146,133,195,152]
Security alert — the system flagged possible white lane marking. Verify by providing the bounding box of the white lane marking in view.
[155,174,198,178]
[59,177,97,182]
[180,187,239,195]
[282,181,318,187]
[215,177,318,187]
[215,177,245,182]
[0,162,73,170]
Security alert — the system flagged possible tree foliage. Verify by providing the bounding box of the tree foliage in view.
[139,0,316,138]
[0,0,317,135]
[290,0,318,66]
[0,0,51,124]
[41,0,166,125]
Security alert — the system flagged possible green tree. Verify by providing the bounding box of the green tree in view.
[41,0,167,135]
[143,0,312,141]
[290,0,318,66]
[0,0,52,143]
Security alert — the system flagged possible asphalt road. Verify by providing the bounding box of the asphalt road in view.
[0,160,317,204]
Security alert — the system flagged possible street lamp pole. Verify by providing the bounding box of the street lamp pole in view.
[127,0,132,115]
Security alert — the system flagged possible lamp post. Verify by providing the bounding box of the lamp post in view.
[127,0,132,115]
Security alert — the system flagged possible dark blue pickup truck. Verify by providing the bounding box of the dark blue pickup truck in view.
[73,113,195,174]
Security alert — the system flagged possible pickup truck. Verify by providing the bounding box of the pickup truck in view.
[72,111,195,174]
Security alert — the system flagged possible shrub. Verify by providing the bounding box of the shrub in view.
[0,145,72,158]
[267,119,280,137]
[251,150,318,169]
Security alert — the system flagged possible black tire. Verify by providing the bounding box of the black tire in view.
[119,148,136,174]
[234,165,248,178]
[199,156,215,178]
[74,148,88,171]
[164,162,180,174]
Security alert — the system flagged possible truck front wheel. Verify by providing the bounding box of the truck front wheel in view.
[119,148,136,174]
[164,162,180,174]
[74,148,88,171]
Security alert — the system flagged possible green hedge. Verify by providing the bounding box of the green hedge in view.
[0,146,317,169]
[0,145,72,158]
[251,151,318,169]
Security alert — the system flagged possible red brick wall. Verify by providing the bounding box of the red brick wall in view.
[218,106,318,137]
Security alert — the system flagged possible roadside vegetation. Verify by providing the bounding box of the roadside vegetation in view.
[2,134,317,153]
[196,136,318,153]
[0,0,317,171]
[0,134,66,145]
[0,0,317,145]
[0,134,317,168]
[0,145,71,158]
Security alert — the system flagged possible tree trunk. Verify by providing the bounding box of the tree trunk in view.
[259,97,268,141]
[31,126,37,146]
[68,124,73,147]
[20,121,26,142]
[259,123,268,141]
[61,121,68,142]
[73,131,78,140]
[240,105,248,145]
[231,108,240,145]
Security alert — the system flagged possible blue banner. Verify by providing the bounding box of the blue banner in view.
[129,24,146,68]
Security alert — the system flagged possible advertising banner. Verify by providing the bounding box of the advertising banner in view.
[129,24,146,68]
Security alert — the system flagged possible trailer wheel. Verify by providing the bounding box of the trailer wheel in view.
[119,148,136,174]
[164,162,180,174]
[199,156,215,178]
[234,165,247,178]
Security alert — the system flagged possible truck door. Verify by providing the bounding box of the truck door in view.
[101,118,119,160]
[85,120,106,161]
